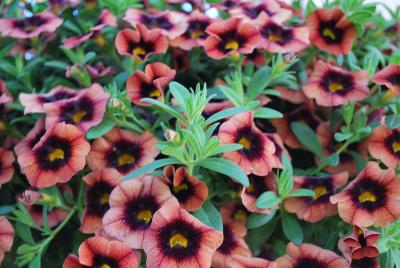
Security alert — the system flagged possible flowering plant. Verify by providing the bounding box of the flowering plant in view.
[0,0,400,267]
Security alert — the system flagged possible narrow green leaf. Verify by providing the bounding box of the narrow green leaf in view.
[287,189,315,197]
[254,107,283,119]
[15,222,35,245]
[123,158,181,181]
[141,98,186,122]
[385,114,400,129]
[193,201,223,231]
[28,254,41,268]
[282,211,303,244]
[256,191,281,209]
[247,66,272,100]
[246,210,277,229]
[322,153,340,167]
[209,144,243,156]
[199,158,249,186]
[205,106,247,125]
[86,118,115,139]
[290,122,324,158]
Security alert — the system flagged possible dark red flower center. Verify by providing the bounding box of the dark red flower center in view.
[222,0,237,8]
[217,30,248,52]
[59,96,94,124]
[387,73,400,87]
[123,195,159,230]
[318,20,344,44]
[246,175,271,197]
[140,14,172,30]
[349,178,387,211]
[243,4,273,19]
[14,16,46,33]
[106,140,142,173]
[139,81,161,99]
[184,20,209,40]
[351,257,377,268]
[171,179,194,204]
[28,130,46,149]
[128,40,154,59]
[38,90,76,104]
[236,127,264,160]
[388,131,400,157]
[93,255,117,268]
[35,135,71,170]
[158,219,202,259]
[302,178,334,203]
[217,223,237,254]
[260,22,293,45]
[294,257,325,268]
[86,181,114,217]
[232,207,248,222]
[320,70,354,95]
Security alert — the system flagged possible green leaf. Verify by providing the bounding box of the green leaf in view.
[290,122,324,158]
[205,106,247,125]
[123,158,181,181]
[209,144,243,156]
[141,98,186,122]
[198,158,249,187]
[322,153,340,167]
[246,218,278,251]
[29,254,41,268]
[282,211,303,244]
[247,66,272,100]
[385,115,400,129]
[44,61,69,70]
[342,103,355,125]
[254,107,283,119]
[86,118,115,139]
[246,210,277,229]
[305,0,317,16]
[287,189,315,197]
[256,191,281,209]
[15,222,35,245]
[348,10,373,24]
[192,200,223,231]
[0,205,14,215]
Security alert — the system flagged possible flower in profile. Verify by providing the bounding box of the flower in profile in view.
[256,13,309,53]
[230,0,292,23]
[43,83,110,133]
[18,123,90,188]
[241,173,277,214]
[204,18,262,60]
[212,219,251,267]
[124,9,187,39]
[307,8,357,55]
[15,119,45,156]
[265,133,290,162]
[85,62,116,81]
[303,60,369,107]
[115,24,169,61]
[87,128,159,175]
[171,10,211,50]
[343,226,380,260]
[63,9,117,49]
[220,202,250,224]
[372,64,400,96]
[63,236,141,268]
[368,123,400,168]
[81,169,122,234]
[0,12,63,39]
[19,86,78,114]
[161,166,208,211]
[275,86,307,104]
[0,81,12,105]
[211,0,241,11]
[244,49,267,67]
[0,147,15,187]
[126,62,175,106]
[284,172,348,223]
[0,216,14,264]
[143,201,223,268]
[276,242,349,268]
[218,112,278,176]
[102,176,177,249]
[330,161,400,227]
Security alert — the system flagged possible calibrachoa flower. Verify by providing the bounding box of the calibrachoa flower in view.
[274,86,307,104]
[87,128,159,175]
[343,226,380,260]
[368,123,400,168]
[211,0,241,11]
[350,258,380,268]
[143,201,224,268]
[228,255,277,268]
[220,202,250,224]
[284,172,348,223]
[218,111,278,176]
[307,8,357,55]
[161,166,208,211]
[0,217,14,264]
[14,118,45,156]
[265,133,289,161]
[63,9,117,48]
[303,60,369,107]
[63,236,141,268]
[0,80,12,105]
[43,83,110,132]
[18,123,90,188]
[85,62,116,81]
[0,12,63,39]
[115,24,169,61]
[81,169,122,234]
[126,62,176,106]
[124,9,188,39]
[102,176,177,249]
[212,219,251,267]
[19,86,78,114]
[373,64,400,95]
[330,161,400,227]
[241,173,277,214]
[256,13,309,53]
[276,243,349,268]
[230,0,292,23]
[204,18,262,60]
[171,10,211,50]
[0,147,15,187]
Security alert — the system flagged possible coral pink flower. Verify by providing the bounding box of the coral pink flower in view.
[368,123,400,168]
[0,217,14,264]
[0,12,63,39]
[0,147,15,187]
[143,201,224,268]
[372,64,400,96]
[307,8,357,55]
[220,202,250,225]
[230,0,292,23]
[330,161,400,227]
[218,112,278,176]
[14,119,45,156]
[18,123,90,188]
[343,226,380,260]
[0,81,12,105]
[303,60,369,107]
[87,128,159,175]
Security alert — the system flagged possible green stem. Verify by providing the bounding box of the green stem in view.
[5,216,45,232]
